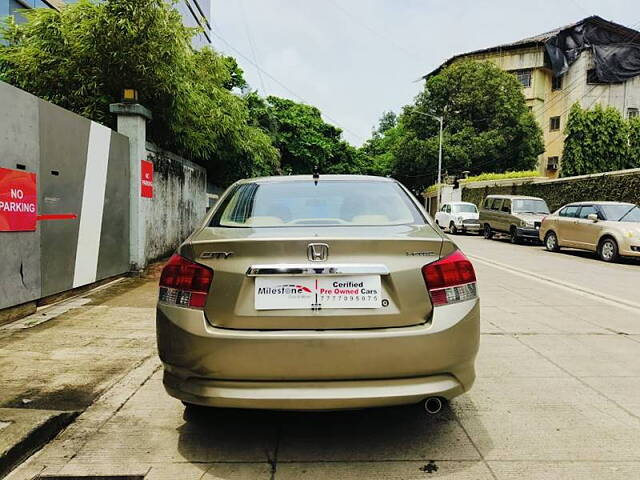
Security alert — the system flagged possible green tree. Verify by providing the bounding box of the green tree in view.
[562,103,634,177]
[629,116,640,166]
[359,111,401,177]
[246,93,365,175]
[362,60,544,193]
[0,0,278,185]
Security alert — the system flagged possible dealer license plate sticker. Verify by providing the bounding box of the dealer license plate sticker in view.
[255,275,382,310]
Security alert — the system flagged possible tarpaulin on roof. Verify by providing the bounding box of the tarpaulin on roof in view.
[545,21,640,82]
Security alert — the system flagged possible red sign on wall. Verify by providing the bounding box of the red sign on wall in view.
[140,160,153,198]
[141,160,153,198]
[0,167,38,232]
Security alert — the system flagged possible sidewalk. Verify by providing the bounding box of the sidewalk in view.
[0,265,162,477]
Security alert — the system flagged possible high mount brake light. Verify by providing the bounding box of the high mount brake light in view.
[422,250,477,307]
[159,254,213,309]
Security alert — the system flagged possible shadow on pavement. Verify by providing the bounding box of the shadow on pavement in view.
[176,400,493,477]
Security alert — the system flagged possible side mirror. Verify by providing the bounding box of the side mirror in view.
[587,213,599,222]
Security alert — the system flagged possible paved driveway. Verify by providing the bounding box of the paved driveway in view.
[7,235,640,479]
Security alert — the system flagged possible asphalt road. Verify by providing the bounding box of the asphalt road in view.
[7,234,640,480]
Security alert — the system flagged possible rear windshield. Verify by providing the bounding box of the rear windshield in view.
[212,180,424,227]
[512,199,550,214]
[600,204,640,222]
[452,204,477,213]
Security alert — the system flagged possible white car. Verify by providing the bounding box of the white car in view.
[435,202,481,234]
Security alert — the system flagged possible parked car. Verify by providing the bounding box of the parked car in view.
[156,175,480,413]
[434,201,481,234]
[540,201,640,262]
[479,194,550,244]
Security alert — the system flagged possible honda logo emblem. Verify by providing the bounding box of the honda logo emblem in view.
[307,243,329,262]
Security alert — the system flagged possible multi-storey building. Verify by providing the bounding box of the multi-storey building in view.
[1,0,211,47]
[424,16,640,177]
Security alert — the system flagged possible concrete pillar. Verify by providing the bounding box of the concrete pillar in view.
[109,103,152,271]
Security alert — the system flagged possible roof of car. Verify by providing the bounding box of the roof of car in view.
[485,195,544,200]
[565,201,636,206]
[237,175,395,184]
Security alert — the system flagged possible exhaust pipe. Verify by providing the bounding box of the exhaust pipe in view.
[423,397,443,414]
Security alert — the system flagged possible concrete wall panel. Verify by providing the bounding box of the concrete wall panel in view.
[96,132,130,278]
[38,100,90,297]
[0,83,41,309]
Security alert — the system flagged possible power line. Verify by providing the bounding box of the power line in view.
[238,0,267,94]
[211,30,366,142]
[326,0,425,63]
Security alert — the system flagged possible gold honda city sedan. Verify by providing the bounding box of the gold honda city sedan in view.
[540,201,640,262]
[156,175,480,412]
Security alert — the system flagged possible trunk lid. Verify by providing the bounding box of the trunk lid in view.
[186,225,444,330]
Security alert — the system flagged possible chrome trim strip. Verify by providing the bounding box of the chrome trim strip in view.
[246,264,390,277]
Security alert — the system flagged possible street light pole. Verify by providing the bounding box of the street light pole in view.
[436,115,443,211]
[409,108,444,211]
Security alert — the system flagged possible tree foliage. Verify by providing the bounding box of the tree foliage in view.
[360,60,544,194]
[563,103,640,177]
[246,93,366,175]
[0,0,278,185]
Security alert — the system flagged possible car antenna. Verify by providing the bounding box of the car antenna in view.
[313,166,320,186]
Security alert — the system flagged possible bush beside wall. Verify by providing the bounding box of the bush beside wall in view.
[462,170,640,212]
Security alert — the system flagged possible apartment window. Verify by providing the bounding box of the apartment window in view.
[586,68,607,85]
[549,116,561,131]
[547,156,559,171]
[513,69,532,88]
[628,108,639,119]
[551,75,563,91]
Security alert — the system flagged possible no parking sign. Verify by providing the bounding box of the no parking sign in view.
[0,167,37,232]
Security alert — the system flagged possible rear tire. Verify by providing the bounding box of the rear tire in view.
[449,222,458,234]
[483,224,493,239]
[510,227,521,244]
[545,231,560,252]
[598,237,619,263]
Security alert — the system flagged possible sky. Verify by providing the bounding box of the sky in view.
[211,0,640,146]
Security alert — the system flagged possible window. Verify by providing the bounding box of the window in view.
[492,199,504,211]
[577,205,598,219]
[551,75,563,91]
[599,204,640,222]
[560,205,580,218]
[212,180,424,228]
[587,68,607,85]
[501,200,511,213]
[628,108,639,119]
[549,116,561,131]
[445,204,451,213]
[452,204,478,213]
[513,69,532,88]
[547,156,559,171]
[483,198,494,209]
[513,199,550,214]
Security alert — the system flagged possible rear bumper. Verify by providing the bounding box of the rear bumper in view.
[156,299,479,410]
[164,372,464,410]
[516,227,541,240]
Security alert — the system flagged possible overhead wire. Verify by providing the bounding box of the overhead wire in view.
[211,30,366,142]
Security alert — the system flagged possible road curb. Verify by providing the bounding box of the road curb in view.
[0,409,79,479]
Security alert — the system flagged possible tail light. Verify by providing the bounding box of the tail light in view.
[159,254,213,309]
[422,250,477,307]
